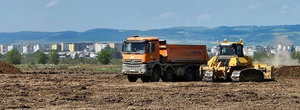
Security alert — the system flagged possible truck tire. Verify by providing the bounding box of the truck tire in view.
[194,68,201,81]
[184,67,195,81]
[127,76,138,82]
[159,55,166,63]
[150,66,161,82]
[141,76,150,82]
[162,68,175,82]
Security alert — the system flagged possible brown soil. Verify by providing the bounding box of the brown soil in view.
[0,66,299,109]
[274,65,300,77]
[22,67,103,74]
[0,62,22,74]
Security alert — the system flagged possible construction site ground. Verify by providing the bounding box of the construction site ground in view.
[0,65,299,109]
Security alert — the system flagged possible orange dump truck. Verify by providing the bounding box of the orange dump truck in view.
[122,36,209,82]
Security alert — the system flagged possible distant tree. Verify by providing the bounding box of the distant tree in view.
[253,52,274,62]
[291,51,300,62]
[97,49,112,65]
[35,51,48,64]
[29,60,35,66]
[110,48,122,59]
[48,50,59,65]
[74,53,79,59]
[0,54,6,62]
[6,49,21,64]
[21,53,35,64]
[102,47,122,59]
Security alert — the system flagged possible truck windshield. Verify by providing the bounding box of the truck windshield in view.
[123,42,146,53]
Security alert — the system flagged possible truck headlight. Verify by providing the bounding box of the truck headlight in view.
[141,64,147,68]
[141,68,147,73]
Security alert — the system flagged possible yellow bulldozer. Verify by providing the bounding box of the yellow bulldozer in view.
[199,39,274,82]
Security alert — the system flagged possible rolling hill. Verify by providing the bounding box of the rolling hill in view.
[1,25,300,46]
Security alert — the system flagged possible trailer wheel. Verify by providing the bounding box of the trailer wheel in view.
[159,55,166,63]
[150,66,161,82]
[194,68,201,81]
[141,76,150,82]
[127,76,138,82]
[162,68,175,82]
[184,67,195,81]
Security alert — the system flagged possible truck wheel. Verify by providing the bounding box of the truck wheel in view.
[159,55,166,63]
[162,68,175,82]
[127,76,138,82]
[150,66,161,82]
[184,67,195,81]
[141,76,150,82]
[194,68,201,81]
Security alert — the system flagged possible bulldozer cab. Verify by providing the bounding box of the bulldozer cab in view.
[219,39,244,57]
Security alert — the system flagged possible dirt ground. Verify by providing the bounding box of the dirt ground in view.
[0,69,299,109]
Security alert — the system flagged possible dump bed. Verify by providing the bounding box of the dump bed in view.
[160,44,209,63]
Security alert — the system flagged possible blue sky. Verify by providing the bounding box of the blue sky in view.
[0,0,299,32]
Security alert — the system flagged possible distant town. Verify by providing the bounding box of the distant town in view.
[209,43,299,57]
[1,41,300,59]
[0,42,122,59]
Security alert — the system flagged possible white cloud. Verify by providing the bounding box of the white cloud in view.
[46,0,60,8]
[197,14,212,22]
[282,4,289,9]
[153,12,173,20]
[246,4,259,10]
[280,4,289,13]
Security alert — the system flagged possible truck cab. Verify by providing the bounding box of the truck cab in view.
[121,36,161,82]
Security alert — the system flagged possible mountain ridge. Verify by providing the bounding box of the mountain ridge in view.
[1,25,300,46]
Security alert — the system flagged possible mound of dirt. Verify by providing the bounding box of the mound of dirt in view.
[0,62,22,74]
[273,66,300,77]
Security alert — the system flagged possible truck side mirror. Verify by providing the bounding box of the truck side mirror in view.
[121,42,125,52]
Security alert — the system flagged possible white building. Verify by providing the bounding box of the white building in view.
[7,45,22,52]
[0,45,4,54]
[23,45,29,54]
[277,44,295,52]
[90,53,97,58]
[61,42,70,52]
[33,44,40,52]
[7,45,14,51]
[243,46,255,56]
[22,45,34,54]
[109,43,122,51]
[210,46,219,56]
[33,44,52,52]
[94,43,109,53]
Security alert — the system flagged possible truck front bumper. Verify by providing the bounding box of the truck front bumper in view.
[122,64,151,76]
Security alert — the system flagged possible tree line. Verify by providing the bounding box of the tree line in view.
[253,51,300,63]
[0,47,121,65]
